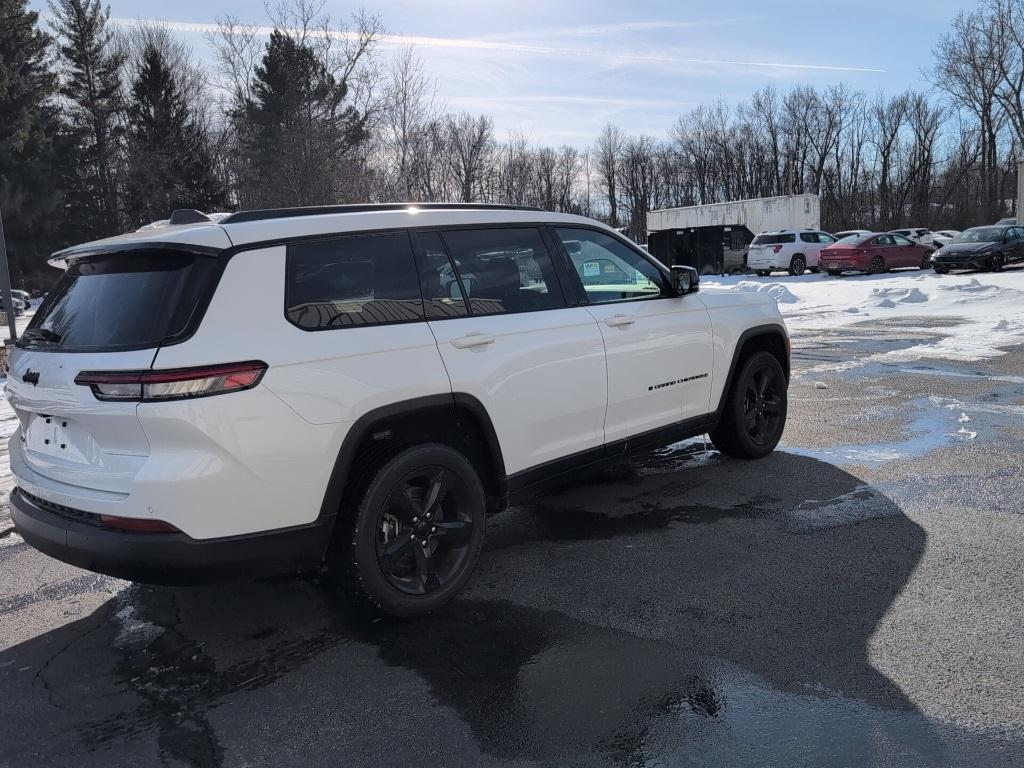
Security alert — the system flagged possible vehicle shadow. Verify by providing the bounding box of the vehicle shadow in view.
[2,448,1013,767]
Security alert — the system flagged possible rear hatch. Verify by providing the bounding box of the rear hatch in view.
[6,250,222,495]
[748,233,793,263]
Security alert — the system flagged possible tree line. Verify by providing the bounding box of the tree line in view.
[0,0,1021,288]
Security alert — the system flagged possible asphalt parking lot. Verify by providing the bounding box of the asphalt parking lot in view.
[2,318,1024,767]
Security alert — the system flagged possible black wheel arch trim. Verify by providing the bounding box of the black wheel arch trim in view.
[713,323,790,418]
[316,393,507,527]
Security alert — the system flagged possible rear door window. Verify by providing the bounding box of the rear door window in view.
[800,233,817,243]
[21,251,220,352]
[285,231,423,330]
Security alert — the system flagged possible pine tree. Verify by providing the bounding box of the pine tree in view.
[123,43,226,226]
[233,31,367,208]
[0,0,63,285]
[48,0,125,240]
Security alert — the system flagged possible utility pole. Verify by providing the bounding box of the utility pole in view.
[0,206,18,343]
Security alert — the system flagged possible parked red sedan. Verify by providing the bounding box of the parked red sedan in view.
[819,233,933,275]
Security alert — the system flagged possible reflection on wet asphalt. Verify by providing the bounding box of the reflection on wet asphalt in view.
[2,325,1024,767]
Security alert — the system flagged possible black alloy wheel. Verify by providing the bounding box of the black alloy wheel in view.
[332,443,486,617]
[920,253,932,270]
[789,255,806,276]
[741,364,786,448]
[710,350,788,459]
[868,256,885,274]
[990,253,1004,272]
[375,465,476,596]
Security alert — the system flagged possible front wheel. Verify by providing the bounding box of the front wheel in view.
[710,351,788,459]
[329,443,486,617]
[934,264,949,274]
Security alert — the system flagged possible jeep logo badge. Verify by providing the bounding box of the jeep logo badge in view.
[22,370,39,386]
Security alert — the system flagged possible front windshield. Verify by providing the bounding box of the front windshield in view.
[954,227,1003,243]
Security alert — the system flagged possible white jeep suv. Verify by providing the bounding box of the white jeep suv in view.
[7,204,790,616]
[747,229,837,276]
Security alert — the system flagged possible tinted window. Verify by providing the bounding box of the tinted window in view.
[285,232,422,330]
[22,252,218,351]
[414,231,469,319]
[954,227,1003,243]
[752,233,796,245]
[441,228,563,315]
[1010,228,1024,240]
[800,232,817,243]
[556,228,665,304]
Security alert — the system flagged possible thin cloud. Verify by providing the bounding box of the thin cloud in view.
[107,17,885,74]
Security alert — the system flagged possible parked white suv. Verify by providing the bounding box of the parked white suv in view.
[7,204,790,616]
[747,230,837,276]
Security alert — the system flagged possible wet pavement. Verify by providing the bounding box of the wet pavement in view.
[2,320,1024,767]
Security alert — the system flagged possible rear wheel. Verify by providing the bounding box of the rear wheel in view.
[789,255,806,276]
[868,256,885,274]
[710,351,788,459]
[990,253,1004,272]
[920,253,932,270]
[329,443,486,617]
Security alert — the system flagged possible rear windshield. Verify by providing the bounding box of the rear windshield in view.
[751,233,795,245]
[20,251,219,352]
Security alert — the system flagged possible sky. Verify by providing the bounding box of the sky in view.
[33,0,980,147]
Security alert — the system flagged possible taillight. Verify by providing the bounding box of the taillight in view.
[772,245,783,253]
[75,361,268,402]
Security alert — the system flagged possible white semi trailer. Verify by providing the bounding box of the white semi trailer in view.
[646,194,821,274]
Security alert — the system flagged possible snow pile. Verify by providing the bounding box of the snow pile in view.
[730,280,800,304]
[702,271,1024,364]
[865,286,928,308]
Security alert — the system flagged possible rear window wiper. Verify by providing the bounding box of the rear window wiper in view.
[19,328,63,344]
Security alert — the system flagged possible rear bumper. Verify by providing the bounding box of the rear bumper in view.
[819,258,868,271]
[10,487,334,585]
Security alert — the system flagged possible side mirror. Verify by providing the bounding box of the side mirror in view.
[670,265,699,295]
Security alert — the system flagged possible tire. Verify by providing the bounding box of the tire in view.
[789,255,806,276]
[920,254,932,270]
[990,253,1004,272]
[710,351,788,459]
[328,443,487,617]
[934,264,949,274]
[868,256,885,275]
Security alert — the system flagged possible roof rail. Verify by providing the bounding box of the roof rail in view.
[219,202,544,225]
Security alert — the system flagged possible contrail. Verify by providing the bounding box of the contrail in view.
[108,17,886,74]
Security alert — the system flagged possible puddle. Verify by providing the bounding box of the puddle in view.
[784,393,1021,468]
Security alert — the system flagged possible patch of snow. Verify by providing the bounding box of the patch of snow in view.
[731,280,800,304]
[702,272,1024,363]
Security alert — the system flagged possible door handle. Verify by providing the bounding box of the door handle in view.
[451,333,495,349]
[603,314,636,328]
